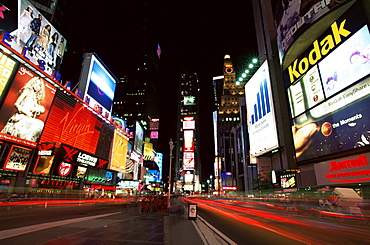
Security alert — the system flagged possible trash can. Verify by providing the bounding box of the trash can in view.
[188,203,197,219]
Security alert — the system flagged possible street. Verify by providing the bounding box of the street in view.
[188,196,370,245]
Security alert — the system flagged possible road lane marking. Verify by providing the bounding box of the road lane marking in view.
[193,215,237,245]
[0,212,121,240]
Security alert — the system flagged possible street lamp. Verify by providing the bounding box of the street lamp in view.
[168,138,174,208]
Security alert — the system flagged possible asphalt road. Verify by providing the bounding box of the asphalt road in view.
[0,201,135,231]
[190,197,370,245]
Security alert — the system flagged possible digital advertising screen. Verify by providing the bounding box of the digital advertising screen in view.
[213,111,218,156]
[4,145,32,171]
[109,130,129,172]
[272,0,348,64]
[245,61,279,156]
[1,0,67,76]
[285,8,370,162]
[76,166,87,178]
[0,65,56,144]
[143,142,155,161]
[39,89,102,154]
[150,131,158,139]
[184,171,194,183]
[112,115,126,130]
[184,96,195,105]
[147,169,160,183]
[183,117,195,129]
[183,130,194,152]
[280,173,296,188]
[133,121,144,155]
[183,152,195,170]
[33,155,54,174]
[0,52,18,102]
[78,53,117,118]
[155,152,163,182]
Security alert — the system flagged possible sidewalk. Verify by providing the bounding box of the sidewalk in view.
[0,198,231,245]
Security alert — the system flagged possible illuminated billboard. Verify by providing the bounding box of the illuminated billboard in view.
[3,145,32,171]
[78,53,117,119]
[183,130,194,152]
[33,155,54,174]
[245,61,279,156]
[314,153,370,185]
[39,89,102,154]
[33,142,55,174]
[147,170,160,183]
[133,121,144,155]
[143,142,155,161]
[109,130,129,172]
[112,115,126,130]
[183,152,195,170]
[56,144,106,168]
[184,170,194,183]
[0,65,56,145]
[1,0,67,75]
[183,117,195,129]
[184,96,195,105]
[272,0,348,64]
[213,111,218,156]
[285,7,370,162]
[0,52,18,102]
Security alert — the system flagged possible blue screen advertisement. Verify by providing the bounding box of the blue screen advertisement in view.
[87,58,116,111]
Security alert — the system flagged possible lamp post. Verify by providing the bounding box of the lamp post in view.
[168,138,174,208]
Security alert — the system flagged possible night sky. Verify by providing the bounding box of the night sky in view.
[61,0,258,183]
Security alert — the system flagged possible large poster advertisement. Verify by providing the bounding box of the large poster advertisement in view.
[0,52,18,102]
[1,0,67,75]
[314,153,370,185]
[245,61,279,156]
[0,65,56,145]
[133,121,143,155]
[183,152,195,170]
[286,13,370,162]
[4,145,32,171]
[78,53,116,119]
[109,130,128,172]
[39,89,102,154]
[272,0,348,63]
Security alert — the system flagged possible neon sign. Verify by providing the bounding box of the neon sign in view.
[315,154,370,185]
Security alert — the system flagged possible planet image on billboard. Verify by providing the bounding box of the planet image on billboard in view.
[321,122,333,136]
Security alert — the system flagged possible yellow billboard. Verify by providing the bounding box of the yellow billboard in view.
[109,130,128,172]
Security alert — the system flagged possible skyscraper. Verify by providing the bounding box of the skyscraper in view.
[215,55,247,189]
[175,73,201,193]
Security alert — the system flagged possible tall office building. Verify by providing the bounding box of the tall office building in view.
[111,0,161,150]
[214,55,247,188]
[175,73,201,193]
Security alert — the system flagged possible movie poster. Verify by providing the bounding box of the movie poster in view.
[4,145,32,171]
